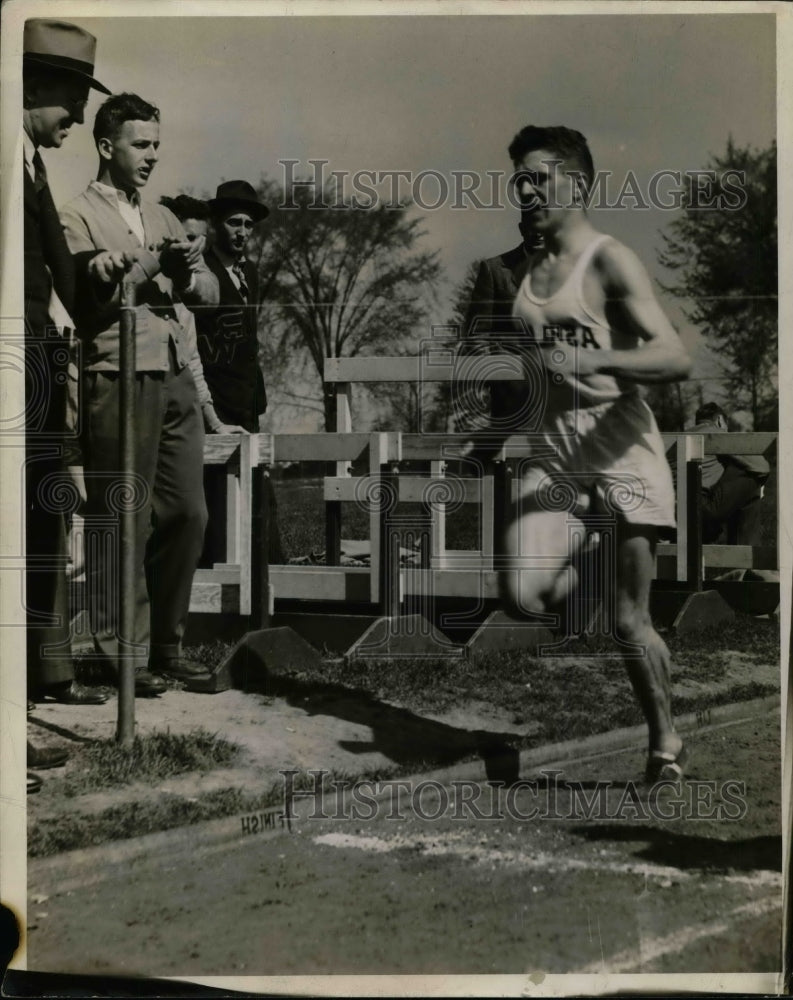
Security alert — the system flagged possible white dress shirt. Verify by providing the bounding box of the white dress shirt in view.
[90,179,146,244]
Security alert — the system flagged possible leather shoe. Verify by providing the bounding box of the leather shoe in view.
[27,743,69,770]
[151,658,212,685]
[46,681,108,706]
[134,671,167,698]
[27,772,43,795]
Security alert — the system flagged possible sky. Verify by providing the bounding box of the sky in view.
[17,8,779,419]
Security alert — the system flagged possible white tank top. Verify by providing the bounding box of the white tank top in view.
[512,232,638,409]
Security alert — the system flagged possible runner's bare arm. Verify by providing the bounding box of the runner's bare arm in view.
[581,241,692,383]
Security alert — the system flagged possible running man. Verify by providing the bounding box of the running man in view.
[500,126,691,782]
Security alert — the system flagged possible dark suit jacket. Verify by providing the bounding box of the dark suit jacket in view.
[23,162,77,685]
[460,243,533,428]
[24,168,75,338]
[195,248,266,432]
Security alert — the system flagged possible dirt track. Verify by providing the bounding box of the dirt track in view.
[27,709,782,981]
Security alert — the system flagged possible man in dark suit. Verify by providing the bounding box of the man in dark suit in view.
[458,213,542,435]
[196,181,284,565]
[197,181,268,433]
[22,19,109,727]
[690,402,770,545]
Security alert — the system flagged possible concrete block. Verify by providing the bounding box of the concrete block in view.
[465,610,556,659]
[672,589,735,635]
[346,614,464,660]
[270,612,378,654]
[211,626,324,693]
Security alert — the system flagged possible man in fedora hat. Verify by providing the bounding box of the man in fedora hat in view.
[197,181,269,433]
[60,92,219,696]
[196,180,284,566]
[22,19,110,729]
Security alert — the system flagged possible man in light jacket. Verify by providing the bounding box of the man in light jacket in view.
[60,92,219,696]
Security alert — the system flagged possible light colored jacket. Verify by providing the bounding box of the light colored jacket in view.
[60,184,218,372]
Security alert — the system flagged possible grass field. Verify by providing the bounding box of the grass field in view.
[187,613,779,738]
[34,611,778,857]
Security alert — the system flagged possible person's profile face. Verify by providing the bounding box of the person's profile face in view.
[99,118,160,191]
[182,217,208,244]
[25,75,90,148]
[511,148,579,231]
[216,210,255,256]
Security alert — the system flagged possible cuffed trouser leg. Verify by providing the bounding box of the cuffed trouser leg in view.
[84,371,159,674]
[84,364,207,674]
[25,342,74,689]
[26,454,74,688]
[146,365,207,662]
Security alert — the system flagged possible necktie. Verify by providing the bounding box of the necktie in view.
[32,149,48,193]
[30,150,75,315]
[232,260,249,302]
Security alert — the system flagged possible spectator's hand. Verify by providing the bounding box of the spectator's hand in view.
[183,234,206,263]
[88,250,136,285]
[159,239,202,288]
[214,423,248,435]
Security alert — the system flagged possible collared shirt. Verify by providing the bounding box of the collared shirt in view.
[212,244,248,296]
[23,129,37,183]
[88,180,196,293]
[90,179,145,244]
[22,126,74,332]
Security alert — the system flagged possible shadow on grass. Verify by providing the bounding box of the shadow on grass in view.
[249,671,523,784]
[571,824,782,873]
[28,716,97,745]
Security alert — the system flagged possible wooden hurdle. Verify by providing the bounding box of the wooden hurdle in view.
[187,352,779,657]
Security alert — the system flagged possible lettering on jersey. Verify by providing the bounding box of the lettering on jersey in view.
[537,323,600,349]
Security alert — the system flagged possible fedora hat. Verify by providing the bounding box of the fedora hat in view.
[23,19,110,94]
[208,180,269,222]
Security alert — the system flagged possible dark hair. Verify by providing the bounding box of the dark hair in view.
[695,401,726,424]
[93,92,159,144]
[508,125,595,191]
[160,194,209,223]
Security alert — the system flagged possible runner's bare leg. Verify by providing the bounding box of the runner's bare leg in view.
[615,522,683,757]
[501,504,586,617]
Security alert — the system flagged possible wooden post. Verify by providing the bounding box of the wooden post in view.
[429,459,445,569]
[225,463,240,565]
[378,461,400,618]
[326,382,351,566]
[250,436,271,630]
[676,432,705,583]
[686,458,703,592]
[480,470,495,570]
[492,459,513,558]
[325,498,342,567]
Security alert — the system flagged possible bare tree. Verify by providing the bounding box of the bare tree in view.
[252,179,442,430]
[658,139,777,428]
